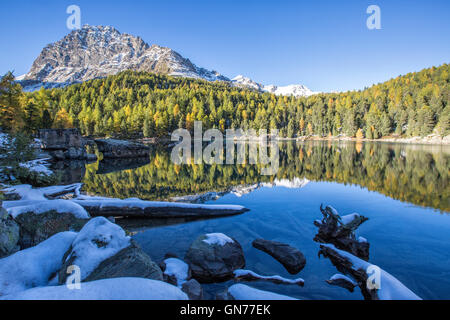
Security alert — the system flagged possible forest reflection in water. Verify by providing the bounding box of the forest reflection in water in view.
[77,141,449,212]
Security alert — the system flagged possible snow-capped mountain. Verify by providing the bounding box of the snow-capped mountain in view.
[23,25,229,84]
[232,75,317,97]
[20,25,317,97]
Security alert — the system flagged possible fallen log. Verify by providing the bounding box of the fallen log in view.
[72,198,250,219]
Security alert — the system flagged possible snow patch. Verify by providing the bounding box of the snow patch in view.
[228,284,298,300]
[0,232,77,297]
[203,233,234,246]
[2,278,188,300]
[163,258,189,287]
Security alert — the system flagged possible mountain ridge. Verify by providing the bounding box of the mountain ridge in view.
[20,25,316,97]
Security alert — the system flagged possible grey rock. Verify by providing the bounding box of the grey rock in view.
[326,276,357,293]
[181,279,203,300]
[185,234,245,283]
[39,129,93,161]
[0,205,20,258]
[59,240,163,284]
[14,210,88,249]
[252,239,306,275]
[95,139,150,159]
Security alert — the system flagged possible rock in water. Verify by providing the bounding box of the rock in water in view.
[181,279,203,300]
[252,239,306,275]
[314,205,370,260]
[83,240,163,282]
[0,204,20,258]
[94,139,150,159]
[326,274,357,292]
[14,211,88,249]
[58,217,162,283]
[39,129,96,161]
[184,233,245,283]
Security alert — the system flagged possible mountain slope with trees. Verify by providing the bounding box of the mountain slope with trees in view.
[1,64,449,139]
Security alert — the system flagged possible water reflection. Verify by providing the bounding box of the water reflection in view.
[76,141,449,212]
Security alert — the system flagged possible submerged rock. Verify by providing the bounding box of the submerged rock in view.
[185,233,245,283]
[14,210,88,249]
[252,239,306,274]
[0,204,20,258]
[95,139,150,158]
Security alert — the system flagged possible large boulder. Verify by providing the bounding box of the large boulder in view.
[39,129,85,150]
[184,233,245,283]
[58,217,162,284]
[252,239,306,275]
[0,204,20,258]
[14,210,88,249]
[83,240,163,282]
[95,139,150,158]
[39,129,96,161]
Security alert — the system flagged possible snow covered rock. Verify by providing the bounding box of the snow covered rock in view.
[161,257,190,287]
[234,269,304,286]
[319,244,421,300]
[0,203,20,258]
[58,217,162,284]
[2,277,188,300]
[58,217,131,283]
[0,232,77,297]
[326,274,358,292]
[314,205,370,260]
[252,239,306,274]
[185,233,245,283]
[82,240,163,283]
[2,194,89,249]
[227,284,298,300]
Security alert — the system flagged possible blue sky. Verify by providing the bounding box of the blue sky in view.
[0,0,449,92]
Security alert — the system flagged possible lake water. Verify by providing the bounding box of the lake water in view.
[64,141,450,300]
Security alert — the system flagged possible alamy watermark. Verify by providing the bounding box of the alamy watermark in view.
[366,5,381,30]
[66,265,81,290]
[171,122,279,176]
[66,5,81,30]
[366,265,381,290]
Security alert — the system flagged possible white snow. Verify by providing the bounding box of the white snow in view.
[72,197,246,212]
[358,236,368,243]
[329,274,357,286]
[341,213,361,225]
[2,278,188,300]
[0,232,77,297]
[0,133,8,148]
[3,199,89,219]
[66,217,131,280]
[234,269,304,285]
[163,258,189,287]
[203,233,234,246]
[2,183,82,201]
[228,284,298,300]
[322,244,421,300]
[19,158,53,176]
